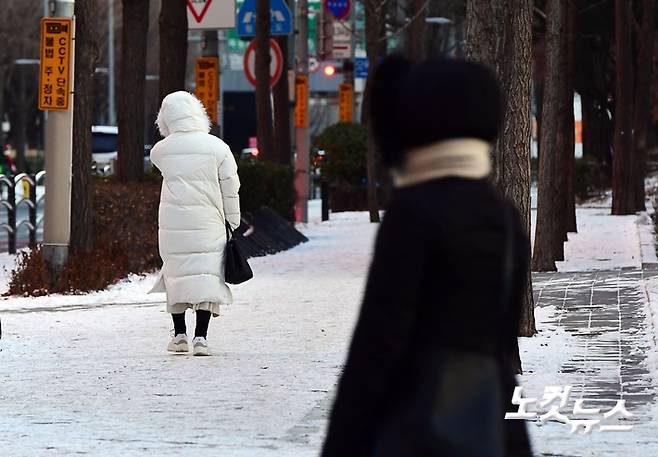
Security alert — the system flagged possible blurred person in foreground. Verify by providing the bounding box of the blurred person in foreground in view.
[321,56,533,457]
[149,91,240,356]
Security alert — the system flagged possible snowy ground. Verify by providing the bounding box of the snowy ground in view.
[1,198,658,455]
[0,206,375,456]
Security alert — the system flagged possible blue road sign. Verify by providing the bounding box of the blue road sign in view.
[325,0,350,20]
[355,57,369,79]
[237,0,292,37]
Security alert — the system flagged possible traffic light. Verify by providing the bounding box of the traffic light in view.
[323,64,337,77]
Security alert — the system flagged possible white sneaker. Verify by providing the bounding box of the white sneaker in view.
[167,334,189,353]
[192,337,210,356]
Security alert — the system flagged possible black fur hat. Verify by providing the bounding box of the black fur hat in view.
[370,56,503,168]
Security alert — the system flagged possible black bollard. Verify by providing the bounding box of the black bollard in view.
[7,182,16,255]
[29,175,37,248]
[321,181,329,222]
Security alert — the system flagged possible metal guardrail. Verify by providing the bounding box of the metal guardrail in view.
[0,172,45,254]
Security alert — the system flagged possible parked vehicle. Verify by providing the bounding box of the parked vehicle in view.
[91,126,153,175]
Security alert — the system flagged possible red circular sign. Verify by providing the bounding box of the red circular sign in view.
[243,38,284,88]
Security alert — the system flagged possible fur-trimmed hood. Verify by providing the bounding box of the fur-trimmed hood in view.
[156,91,211,137]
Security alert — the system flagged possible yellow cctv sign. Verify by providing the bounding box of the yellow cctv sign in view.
[295,75,309,129]
[39,18,73,111]
[195,57,220,124]
[338,83,353,123]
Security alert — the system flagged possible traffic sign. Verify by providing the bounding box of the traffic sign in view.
[187,0,236,30]
[195,57,220,123]
[338,83,353,122]
[355,57,369,78]
[39,18,73,111]
[243,38,284,88]
[237,0,292,37]
[295,75,309,128]
[309,57,320,73]
[332,43,351,59]
[325,0,350,20]
[332,20,351,59]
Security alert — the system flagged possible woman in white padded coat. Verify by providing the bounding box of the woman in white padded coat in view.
[149,91,241,356]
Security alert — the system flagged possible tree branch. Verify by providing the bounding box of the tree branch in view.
[378,0,430,43]
[534,6,546,20]
[578,0,611,15]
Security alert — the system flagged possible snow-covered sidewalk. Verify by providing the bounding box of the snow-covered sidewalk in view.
[521,200,658,456]
[1,200,658,456]
[0,211,376,456]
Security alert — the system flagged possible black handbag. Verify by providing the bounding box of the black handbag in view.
[373,207,517,457]
[224,221,253,285]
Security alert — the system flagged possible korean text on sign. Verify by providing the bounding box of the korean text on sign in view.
[39,18,73,111]
[195,57,219,124]
[295,75,309,129]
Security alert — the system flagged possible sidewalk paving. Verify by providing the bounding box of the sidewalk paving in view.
[523,269,658,456]
[2,203,658,456]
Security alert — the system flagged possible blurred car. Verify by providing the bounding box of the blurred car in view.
[91,125,118,168]
[240,147,259,159]
[91,125,152,175]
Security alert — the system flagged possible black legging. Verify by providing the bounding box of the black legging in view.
[172,310,211,338]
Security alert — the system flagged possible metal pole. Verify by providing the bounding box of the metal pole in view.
[295,0,310,223]
[349,0,356,119]
[218,30,227,138]
[8,183,16,255]
[29,175,37,247]
[321,181,329,221]
[108,0,116,125]
[42,0,75,277]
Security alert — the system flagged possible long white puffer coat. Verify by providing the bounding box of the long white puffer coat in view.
[149,91,240,309]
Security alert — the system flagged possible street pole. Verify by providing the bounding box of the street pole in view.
[108,0,116,125]
[202,30,220,136]
[295,0,309,223]
[43,0,75,280]
[349,0,357,120]
[218,30,227,138]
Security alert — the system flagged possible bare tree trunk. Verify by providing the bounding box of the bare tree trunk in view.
[551,0,568,260]
[533,0,566,272]
[405,0,427,61]
[71,0,98,254]
[12,67,28,173]
[362,0,384,223]
[582,94,613,186]
[256,0,274,161]
[158,0,188,103]
[117,0,149,182]
[465,0,502,71]
[632,0,655,212]
[564,2,577,234]
[467,0,536,372]
[273,33,291,165]
[581,92,597,160]
[497,0,535,340]
[612,0,635,215]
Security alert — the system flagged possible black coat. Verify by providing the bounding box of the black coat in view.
[321,177,533,457]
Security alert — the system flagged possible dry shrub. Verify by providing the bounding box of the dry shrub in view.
[7,179,162,296]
